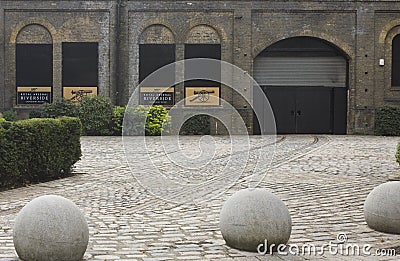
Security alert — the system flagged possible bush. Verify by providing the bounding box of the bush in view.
[143,105,171,136]
[29,109,44,119]
[375,106,400,136]
[0,117,81,189]
[2,110,17,121]
[124,105,171,136]
[42,99,78,118]
[180,114,211,135]
[111,106,126,135]
[396,142,400,166]
[79,96,113,135]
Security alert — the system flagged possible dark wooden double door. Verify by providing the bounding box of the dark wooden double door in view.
[262,86,347,134]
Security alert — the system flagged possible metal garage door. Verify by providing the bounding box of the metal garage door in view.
[253,56,347,87]
[253,46,348,134]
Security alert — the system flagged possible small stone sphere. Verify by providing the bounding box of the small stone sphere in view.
[219,188,292,252]
[364,181,400,234]
[13,195,89,261]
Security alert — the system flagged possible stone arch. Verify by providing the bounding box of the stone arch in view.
[10,19,58,44]
[252,30,353,61]
[379,20,400,44]
[16,24,52,44]
[185,24,221,44]
[60,17,100,42]
[382,24,400,45]
[139,24,175,44]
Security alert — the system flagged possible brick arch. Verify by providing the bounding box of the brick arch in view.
[139,24,175,44]
[253,31,353,60]
[60,17,100,42]
[185,24,221,44]
[382,25,400,45]
[10,19,58,44]
[183,22,227,44]
[16,24,53,44]
[379,20,400,44]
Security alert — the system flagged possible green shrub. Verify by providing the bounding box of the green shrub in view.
[180,114,211,135]
[2,110,18,121]
[0,117,81,189]
[143,105,171,136]
[124,105,171,136]
[396,142,400,166]
[42,99,78,118]
[29,109,44,119]
[79,95,113,135]
[375,106,400,136]
[111,106,126,135]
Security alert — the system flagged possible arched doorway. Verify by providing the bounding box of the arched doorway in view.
[253,37,348,134]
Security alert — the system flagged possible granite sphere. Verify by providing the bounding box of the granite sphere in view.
[219,188,291,252]
[13,195,89,261]
[364,181,400,234]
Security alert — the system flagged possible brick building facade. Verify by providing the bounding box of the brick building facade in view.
[1,0,400,134]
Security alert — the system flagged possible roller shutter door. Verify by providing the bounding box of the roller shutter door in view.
[253,56,346,87]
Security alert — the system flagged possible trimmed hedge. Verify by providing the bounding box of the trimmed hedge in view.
[0,117,81,189]
[180,114,211,135]
[375,106,400,136]
[78,96,113,136]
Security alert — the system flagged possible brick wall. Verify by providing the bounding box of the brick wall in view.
[1,1,400,133]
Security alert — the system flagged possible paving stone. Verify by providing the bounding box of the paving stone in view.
[1,136,400,260]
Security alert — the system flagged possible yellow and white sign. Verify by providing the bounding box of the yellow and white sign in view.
[185,87,220,106]
[63,87,98,102]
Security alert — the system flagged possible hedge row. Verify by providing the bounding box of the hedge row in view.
[375,106,400,136]
[0,117,81,189]
[30,97,171,136]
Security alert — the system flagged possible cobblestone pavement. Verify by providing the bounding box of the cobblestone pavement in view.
[1,135,400,260]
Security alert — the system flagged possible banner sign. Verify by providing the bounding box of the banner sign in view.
[63,87,98,102]
[17,87,52,105]
[140,87,174,105]
[185,87,220,106]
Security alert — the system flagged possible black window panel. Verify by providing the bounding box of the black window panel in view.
[16,44,52,86]
[392,35,400,86]
[184,44,221,87]
[139,44,175,86]
[62,42,98,86]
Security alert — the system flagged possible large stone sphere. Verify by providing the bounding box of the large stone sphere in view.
[364,181,400,234]
[13,195,89,261]
[219,188,292,252]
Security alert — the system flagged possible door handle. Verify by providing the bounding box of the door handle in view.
[297,110,301,116]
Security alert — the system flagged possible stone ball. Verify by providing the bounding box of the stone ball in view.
[219,188,292,252]
[364,181,400,234]
[13,195,89,261]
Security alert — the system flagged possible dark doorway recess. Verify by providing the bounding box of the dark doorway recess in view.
[139,44,175,85]
[62,42,98,87]
[253,37,348,134]
[184,44,221,87]
[16,44,53,86]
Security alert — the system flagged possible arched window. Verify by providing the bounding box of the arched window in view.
[138,24,175,105]
[16,24,53,105]
[184,25,221,106]
[392,34,400,87]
